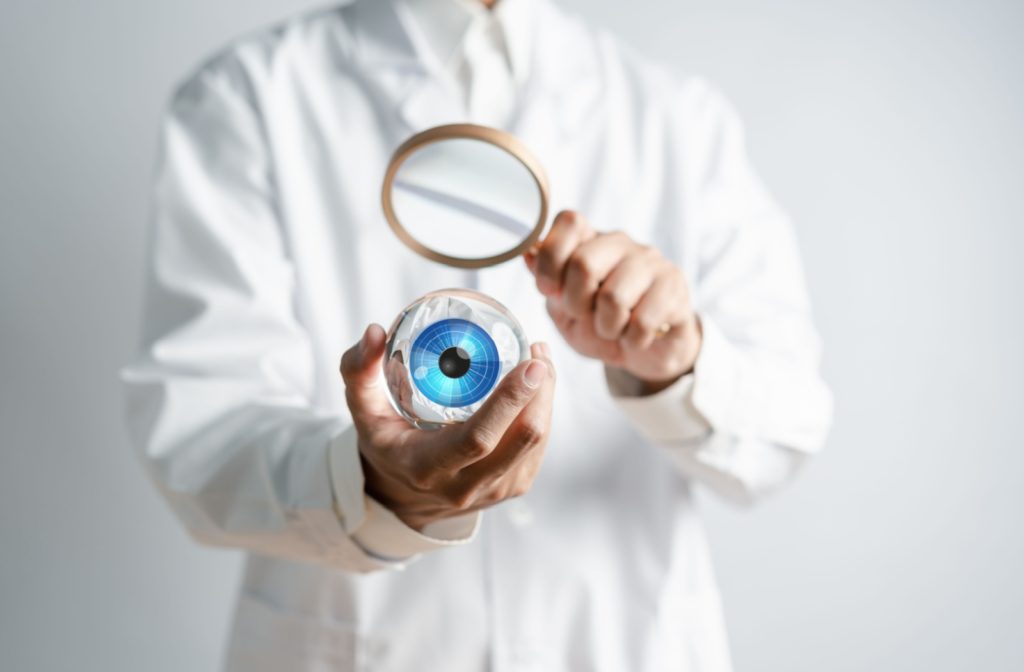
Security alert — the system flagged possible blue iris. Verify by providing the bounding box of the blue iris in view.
[410,318,501,407]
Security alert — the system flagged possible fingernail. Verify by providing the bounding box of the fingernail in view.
[524,360,547,388]
[538,342,552,358]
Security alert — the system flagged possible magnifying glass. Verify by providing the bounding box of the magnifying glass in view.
[381,124,550,269]
[379,124,548,426]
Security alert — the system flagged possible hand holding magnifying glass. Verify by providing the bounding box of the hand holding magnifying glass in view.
[524,210,703,395]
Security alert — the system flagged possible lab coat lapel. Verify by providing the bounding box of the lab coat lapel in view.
[344,0,600,139]
[510,0,602,147]
[484,0,604,309]
[342,0,604,309]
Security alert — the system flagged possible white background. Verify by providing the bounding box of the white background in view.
[1,0,1022,670]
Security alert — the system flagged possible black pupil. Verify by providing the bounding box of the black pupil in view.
[439,347,472,379]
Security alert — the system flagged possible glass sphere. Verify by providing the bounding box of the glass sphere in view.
[384,289,529,428]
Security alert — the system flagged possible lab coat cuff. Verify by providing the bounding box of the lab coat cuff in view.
[270,421,390,574]
[606,313,739,444]
[688,314,742,435]
[328,425,480,566]
[327,425,369,535]
[606,367,711,445]
[352,498,481,565]
[316,425,391,572]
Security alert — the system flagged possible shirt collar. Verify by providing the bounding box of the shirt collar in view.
[399,0,534,87]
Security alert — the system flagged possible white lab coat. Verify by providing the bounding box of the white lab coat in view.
[123,0,832,669]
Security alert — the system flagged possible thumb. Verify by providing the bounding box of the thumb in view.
[340,324,394,420]
[451,358,549,463]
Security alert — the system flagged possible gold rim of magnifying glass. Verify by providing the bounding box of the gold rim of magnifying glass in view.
[381,124,550,269]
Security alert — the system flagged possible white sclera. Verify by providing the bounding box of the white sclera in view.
[383,289,530,429]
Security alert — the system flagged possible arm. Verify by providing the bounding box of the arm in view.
[526,85,832,505]
[122,63,477,571]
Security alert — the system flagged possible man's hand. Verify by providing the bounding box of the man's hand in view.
[525,210,701,393]
[340,325,555,531]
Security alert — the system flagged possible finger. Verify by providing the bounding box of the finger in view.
[532,211,594,296]
[545,296,575,334]
[593,252,659,340]
[458,344,555,491]
[547,295,625,364]
[340,324,394,422]
[427,358,549,471]
[431,344,554,506]
[562,232,632,318]
[523,248,538,274]
[622,274,685,351]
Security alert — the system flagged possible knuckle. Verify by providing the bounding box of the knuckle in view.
[567,251,595,279]
[597,285,627,311]
[444,485,475,511]
[481,488,506,506]
[633,312,659,334]
[535,246,557,271]
[515,421,546,449]
[406,465,437,491]
[593,319,617,341]
[561,211,583,230]
[463,426,496,457]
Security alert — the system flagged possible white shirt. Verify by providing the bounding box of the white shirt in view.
[123,0,833,669]
[403,0,525,126]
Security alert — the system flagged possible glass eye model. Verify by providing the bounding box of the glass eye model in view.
[384,289,529,428]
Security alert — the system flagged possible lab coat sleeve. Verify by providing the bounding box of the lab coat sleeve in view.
[608,82,833,505]
[122,63,477,571]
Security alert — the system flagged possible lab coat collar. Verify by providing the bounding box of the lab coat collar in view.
[340,0,598,137]
[400,0,533,89]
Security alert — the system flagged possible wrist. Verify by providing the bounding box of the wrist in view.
[359,450,414,522]
[631,313,703,394]
[358,450,444,532]
[636,372,686,396]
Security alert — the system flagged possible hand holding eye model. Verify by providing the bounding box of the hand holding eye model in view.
[341,324,555,531]
[526,210,702,394]
[339,124,697,528]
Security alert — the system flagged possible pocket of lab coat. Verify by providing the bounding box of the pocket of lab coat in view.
[224,593,366,672]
